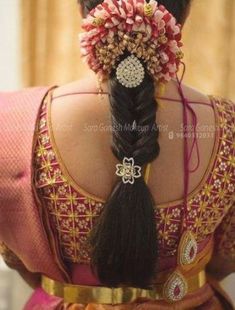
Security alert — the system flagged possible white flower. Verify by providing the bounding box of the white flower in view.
[115,157,141,184]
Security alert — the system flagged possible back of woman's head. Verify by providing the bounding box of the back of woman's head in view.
[80,0,191,23]
[78,0,191,288]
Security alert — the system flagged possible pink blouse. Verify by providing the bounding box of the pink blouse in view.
[33,86,235,285]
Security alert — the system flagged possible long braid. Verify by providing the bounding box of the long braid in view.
[78,0,191,288]
[132,80,160,165]
[88,53,160,287]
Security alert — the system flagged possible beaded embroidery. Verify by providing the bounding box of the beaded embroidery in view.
[163,271,188,302]
[178,231,198,266]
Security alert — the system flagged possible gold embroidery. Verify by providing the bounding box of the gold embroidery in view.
[215,199,235,259]
[33,95,235,263]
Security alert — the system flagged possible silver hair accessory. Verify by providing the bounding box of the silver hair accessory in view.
[115,157,141,184]
[116,54,145,88]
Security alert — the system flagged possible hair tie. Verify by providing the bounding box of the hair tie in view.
[115,157,141,184]
[79,0,184,88]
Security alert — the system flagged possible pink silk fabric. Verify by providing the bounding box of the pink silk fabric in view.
[0,87,65,282]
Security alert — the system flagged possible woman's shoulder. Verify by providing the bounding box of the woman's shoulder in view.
[168,80,235,125]
[50,79,110,131]
[163,80,211,104]
[0,86,55,163]
[168,80,234,107]
[53,77,234,107]
[53,77,99,95]
[51,79,235,130]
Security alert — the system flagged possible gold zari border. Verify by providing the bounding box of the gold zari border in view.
[46,90,221,208]
[42,269,206,305]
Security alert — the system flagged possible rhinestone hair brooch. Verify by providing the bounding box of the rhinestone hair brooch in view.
[116,55,145,88]
[115,157,141,184]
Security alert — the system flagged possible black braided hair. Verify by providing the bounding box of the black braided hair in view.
[78,0,191,288]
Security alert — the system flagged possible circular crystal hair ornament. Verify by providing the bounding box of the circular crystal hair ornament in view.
[116,54,145,88]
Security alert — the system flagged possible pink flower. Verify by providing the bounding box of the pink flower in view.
[126,17,134,24]
[159,51,169,64]
[133,22,146,32]
[148,0,158,14]
[135,15,143,23]
[153,10,164,23]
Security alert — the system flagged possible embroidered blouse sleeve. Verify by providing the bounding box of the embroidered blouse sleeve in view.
[213,97,235,261]
[214,198,235,261]
[206,97,235,279]
[206,198,235,280]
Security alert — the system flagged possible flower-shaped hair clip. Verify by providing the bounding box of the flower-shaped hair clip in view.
[116,157,141,184]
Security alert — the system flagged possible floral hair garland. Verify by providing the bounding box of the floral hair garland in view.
[79,0,184,84]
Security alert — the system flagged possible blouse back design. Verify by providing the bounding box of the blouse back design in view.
[33,91,235,267]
